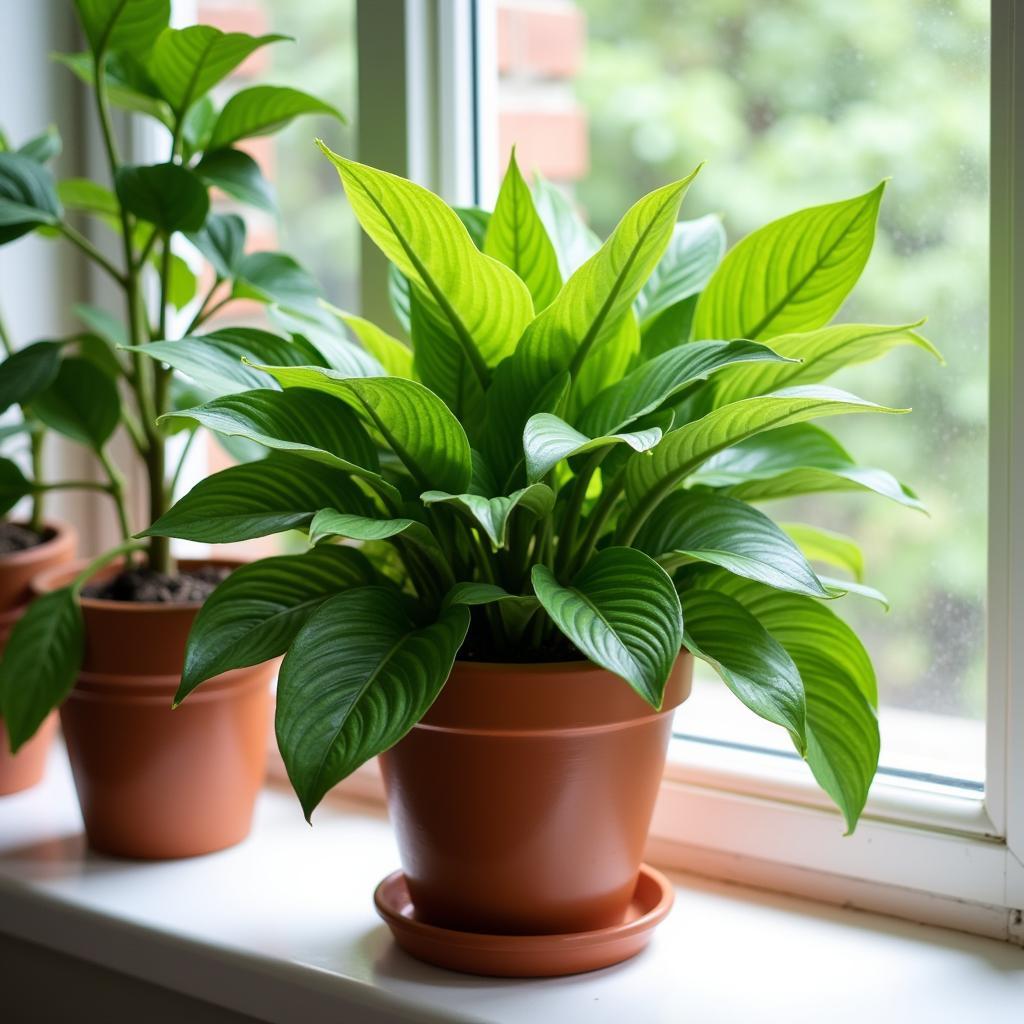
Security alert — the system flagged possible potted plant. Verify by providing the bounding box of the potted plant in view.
[145,145,935,971]
[0,0,347,857]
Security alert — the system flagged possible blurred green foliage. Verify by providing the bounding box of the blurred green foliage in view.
[575,0,989,719]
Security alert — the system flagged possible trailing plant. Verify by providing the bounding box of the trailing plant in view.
[0,0,345,751]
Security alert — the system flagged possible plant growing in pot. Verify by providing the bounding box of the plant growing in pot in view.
[149,145,936,973]
[0,0,348,857]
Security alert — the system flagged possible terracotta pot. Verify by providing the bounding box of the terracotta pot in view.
[380,655,692,935]
[0,521,77,795]
[33,558,274,859]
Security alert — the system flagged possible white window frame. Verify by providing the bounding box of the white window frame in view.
[354,0,1024,940]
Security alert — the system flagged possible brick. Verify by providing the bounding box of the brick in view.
[499,106,589,182]
[497,3,585,79]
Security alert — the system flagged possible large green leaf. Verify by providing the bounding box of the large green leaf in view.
[484,151,561,309]
[129,328,325,395]
[694,183,884,341]
[782,522,865,583]
[53,51,172,125]
[0,341,62,414]
[232,252,322,316]
[143,454,370,542]
[579,338,795,437]
[531,172,600,278]
[513,169,701,395]
[532,547,682,708]
[0,152,62,244]
[634,214,725,328]
[0,458,33,516]
[186,212,245,279]
[690,423,925,510]
[177,545,375,704]
[699,574,878,831]
[421,484,554,549]
[74,0,169,58]
[276,589,470,819]
[194,148,276,213]
[622,386,907,540]
[317,144,533,383]
[523,413,662,484]
[114,162,209,233]
[0,587,83,753]
[640,293,699,359]
[680,588,806,749]
[257,366,473,495]
[713,321,941,406]
[33,356,120,450]
[209,86,345,149]
[160,388,381,482]
[323,304,413,379]
[148,26,288,114]
[635,490,827,597]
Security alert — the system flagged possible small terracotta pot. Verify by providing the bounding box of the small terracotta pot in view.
[380,655,692,935]
[33,558,275,859]
[0,521,77,796]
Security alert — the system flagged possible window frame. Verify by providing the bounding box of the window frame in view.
[354,0,1024,934]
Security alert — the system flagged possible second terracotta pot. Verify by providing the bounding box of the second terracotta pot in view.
[0,521,77,796]
[380,655,692,935]
[33,558,275,859]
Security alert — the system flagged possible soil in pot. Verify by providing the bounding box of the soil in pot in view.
[33,558,274,860]
[380,655,693,940]
[0,522,78,796]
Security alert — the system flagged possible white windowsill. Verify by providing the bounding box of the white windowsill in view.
[1,752,1022,1024]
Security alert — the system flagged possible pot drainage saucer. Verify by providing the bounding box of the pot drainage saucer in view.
[373,863,675,978]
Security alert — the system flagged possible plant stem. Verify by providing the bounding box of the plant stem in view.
[183,278,223,335]
[554,448,607,576]
[187,294,232,333]
[0,306,14,356]
[57,223,125,284]
[70,539,147,595]
[36,480,113,494]
[98,447,132,545]
[168,429,197,500]
[566,474,625,578]
[28,429,45,531]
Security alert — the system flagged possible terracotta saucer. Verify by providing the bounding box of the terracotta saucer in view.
[373,863,675,978]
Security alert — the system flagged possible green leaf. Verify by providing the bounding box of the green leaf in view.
[388,263,412,332]
[160,387,381,483]
[513,168,701,396]
[53,51,173,125]
[622,386,908,537]
[635,490,827,597]
[531,171,600,278]
[640,293,698,358]
[317,144,533,383]
[0,457,33,516]
[19,126,62,164]
[782,522,865,583]
[0,341,62,414]
[532,547,682,708]
[694,183,885,341]
[181,95,216,159]
[579,338,795,437]
[143,454,371,543]
[232,252,321,315]
[209,86,345,149]
[635,214,725,328]
[699,574,878,831]
[0,586,83,753]
[421,484,554,549]
[164,251,197,310]
[114,162,209,233]
[177,545,374,704]
[148,26,288,113]
[276,589,470,819]
[33,356,120,450]
[257,366,473,495]
[58,178,119,217]
[713,321,941,407]
[323,303,413,379]
[186,212,245,279]
[194,148,276,213]
[74,302,128,348]
[680,588,806,750]
[523,413,662,484]
[129,327,325,395]
[454,206,490,247]
[820,577,890,609]
[690,423,925,511]
[0,152,62,243]
[267,307,387,378]
[484,150,561,309]
[74,0,169,57]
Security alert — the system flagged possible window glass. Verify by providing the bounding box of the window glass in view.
[490,0,989,782]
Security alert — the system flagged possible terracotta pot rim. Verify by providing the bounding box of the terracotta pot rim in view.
[0,519,75,570]
[32,556,243,611]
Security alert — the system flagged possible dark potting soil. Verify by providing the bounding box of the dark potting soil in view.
[458,626,582,664]
[82,564,232,603]
[0,522,52,556]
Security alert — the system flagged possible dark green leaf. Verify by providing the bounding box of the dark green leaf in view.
[0,457,33,515]
[209,86,345,149]
[421,484,554,549]
[18,127,62,164]
[0,341,62,414]
[194,147,276,213]
[73,302,128,348]
[114,162,209,233]
[33,356,120,450]
[186,212,245,278]
[0,152,62,243]
[74,0,170,58]
[232,252,321,315]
